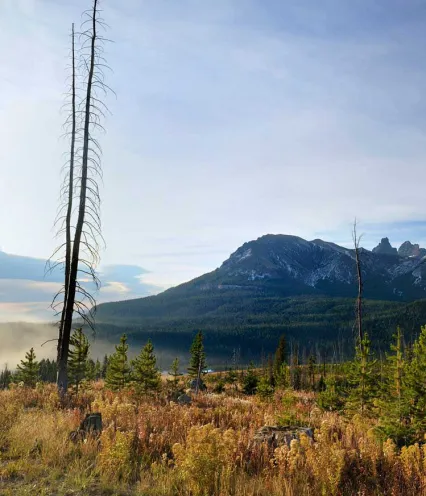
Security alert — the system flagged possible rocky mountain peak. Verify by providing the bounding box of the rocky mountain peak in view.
[398,241,426,258]
[372,237,398,256]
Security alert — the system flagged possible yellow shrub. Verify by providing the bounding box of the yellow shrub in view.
[97,428,139,484]
[172,423,236,496]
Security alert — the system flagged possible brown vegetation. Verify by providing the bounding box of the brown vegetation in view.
[1,382,426,495]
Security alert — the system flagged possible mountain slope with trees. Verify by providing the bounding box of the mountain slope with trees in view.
[93,235,426,363]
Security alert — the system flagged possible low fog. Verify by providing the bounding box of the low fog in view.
[0,323,118,371]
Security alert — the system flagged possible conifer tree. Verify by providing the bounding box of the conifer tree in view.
[168,357,181,394]
[379,326,410,444]
[273,334,286,384]
[403,325,426,440]
[16,348,40,387]
[347,333,377,416]
[94,358,102,380]
[68,328,90,393]
[308,354,317,390]
[105,334,131,391]
[225,367,238,390]
[86,358,96,381]
[101,354,109,378]
[131,339,161,396]
[0,365,12,389]
[257,374,274,400]
[188,331,206,378]
[242,361,258,395]
[39,359,57,383]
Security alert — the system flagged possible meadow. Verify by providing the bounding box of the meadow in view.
[1,378,426,496]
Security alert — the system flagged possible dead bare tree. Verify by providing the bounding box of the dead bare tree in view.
[352,219,364,347]
[49,0,111,394]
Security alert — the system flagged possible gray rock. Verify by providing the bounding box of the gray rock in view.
[252,425,313,449]
[372,238,398,256]
[177,393,192,405]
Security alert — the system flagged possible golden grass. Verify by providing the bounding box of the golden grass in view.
[1,384,426,495]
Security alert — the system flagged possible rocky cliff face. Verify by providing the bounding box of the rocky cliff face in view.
[372,238,398,256]
[398,241,426,258]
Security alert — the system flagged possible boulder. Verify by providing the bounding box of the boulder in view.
[252,425,313,449]
[69,412,102,443]
[177,393,192,405]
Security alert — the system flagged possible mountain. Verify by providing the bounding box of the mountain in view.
[398,241,426,258]
[95,235,426,364]
[372,237,398,256]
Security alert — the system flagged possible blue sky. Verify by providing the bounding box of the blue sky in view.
[1,0,426,320]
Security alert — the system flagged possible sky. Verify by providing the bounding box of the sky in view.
[1,0,426,321]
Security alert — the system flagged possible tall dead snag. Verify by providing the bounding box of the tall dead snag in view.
[352,220,363,347]
[50,0,110,394]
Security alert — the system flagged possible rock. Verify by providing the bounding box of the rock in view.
[69,412,102,443]
[252,425,313,449]
[398,241,426,258]
[177,393,192,405]
[372,238,398,256]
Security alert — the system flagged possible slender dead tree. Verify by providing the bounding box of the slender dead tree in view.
[352,219,364,347]
[50,0,110,394]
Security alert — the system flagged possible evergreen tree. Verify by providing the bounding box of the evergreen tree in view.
[225,367,238,390]
[131,339,161,396]
[308,354,317,390]
[257,374,274,400]
[105,334,132,391]
[318,375,346,411]
[168,357,181,394]
[0,365,12,389]
[188,331,206,378]
[273,335,286,384]
[346,333,377,416]
[39,359,57,383]
[86,358,96,381]
[101,354,109,378]
[403,325,426,440]
[94,358,102,380]
[267,354,275,387]
[68,328,90,393]
[242,362,258,395]
[16,348,39,387]
[379,326,410,445]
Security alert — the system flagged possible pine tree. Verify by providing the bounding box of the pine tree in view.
[257,374,274,400]
[131,339,161,396]
[94,358,102,380]
[86,358,96,381]
[105,334,132,391]
[39,359,57,383]
[242,362,258,395]
[0,365,12,389]
[273,334,286,385]
[188,331,206,378]
[16,348,39,387]
[168,357,181,394]
[379,326,410,445]
[403,325,426,441]
[318,375,346,411]
[347,333,377,416]
[225,367,238,390]
[101,354,109,378]
[308,354,317,390]
[68,328,90,394]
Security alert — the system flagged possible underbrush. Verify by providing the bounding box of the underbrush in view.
[1,384,426,495]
